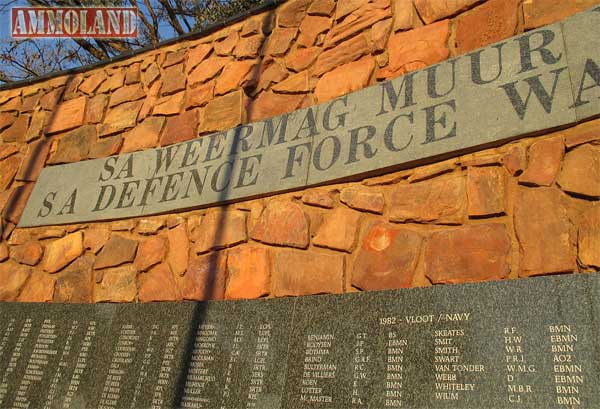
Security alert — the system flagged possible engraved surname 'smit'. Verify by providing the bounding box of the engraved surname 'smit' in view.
[247,322,272,408]
[549,324,583,407]
[301,333,336,404]
[503,326,534,404]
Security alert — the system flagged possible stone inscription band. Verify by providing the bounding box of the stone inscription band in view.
[18,6,600,227]
[0,274,599,408]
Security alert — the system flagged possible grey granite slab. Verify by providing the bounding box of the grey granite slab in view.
[562,5,600,121]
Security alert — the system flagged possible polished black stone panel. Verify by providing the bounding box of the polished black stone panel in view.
[0,274,599,408]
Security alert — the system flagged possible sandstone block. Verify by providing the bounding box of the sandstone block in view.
[139,263,181,302]
[94,264,137,302]
[467,166,506,217]
[180,252,227,300]
[53,255,93,303]
[135,236,167,272]
[18,271,55,302]
[43,231,83,273]
[557,144,600,198]
[121,116,165,153]
[225,247,270,299]
[11,242,43,266]
[167,224,189,276]
[578,205,600,268]
[160,109,198,146]
[94,234,138,269]
[251,200,309,248]
[313,207,361,252]
[0,262,30,301]
[519,136,564,187]
[45,96,86,134]
[315,57,375,103]
[340,187,385,214]
[414,0,481,24]
[201,90,245,132]
[193,210,247,253]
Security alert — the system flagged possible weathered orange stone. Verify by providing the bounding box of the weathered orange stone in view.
[564,119,600,148]
[523,0,599,29]
[340,187,385,214]
[0,242,8,261]
[335,0,370,19]
[390,175,466,224]
[379,19,449,78]
[308,0,336,15]
[200,90,245,132]
[272,249,343,296]
[180,252,227,300]
[94,234,138,269]
[393,0,420,31]
[94,264,137,302]
[557,144,600,198]
[135,236,167,272]
[47,125,96,164]
[502,144,526,175]
[98,69,126,92]
[241,13,272,37]
[99,100,143,136]
[313,34,371,76]
[248,91,306,122]
[0,155,21,191]
[255,60,289,92]
[3,183,34,224]
[121,116,165,153]
[139,263,181,302]
[277,0,312,27]
[235,35,265,58]
[84,228,110,254]
[43,231,83,273]
[153,91,185,116]
[352,222,422,290]
[298,15,331,47]
[315,56,375,102]
[11,242,43,266]
[26,110,49,142]
[262,27,298,56]
[79,71,107,94]
[467,166,506,217]
[0,262,30,301]
[313,207,360,252]
[142,63,161,87]
[519,136,564,187]
[456,0,518,54]
[109,83,145,107]
[45,96,87,134]
[189,56,230,85]
[163,50,185,67]
[18,271,55,302]
[186,81,215,109]
[425,223,511,284]
[371,18,393,52]
[53,255,93,303]
[414,0,481,24]
[0,144,18,160]
[285,47,321,72]
[88,133,121,157]
[8,229,29,246]
[160,109,199,146]
[251,200,309,248]
[15,138,51,183]
[187,44,213,72]
[302,190,335,208]
[1,115,29,143]
[215,60,258,95]
[272,71,311,93]
[225,247,270,299]
[0,112,15,133]
[325,2,390,47]
[578,205,600,268]
[514,187,577,276]
[137,219,165,234]
[193,209,247,253]
[125,62,141,84]
[86,94,108,124]
[167,224,189,276]
[214,31,239,55]
[161,64,187,96]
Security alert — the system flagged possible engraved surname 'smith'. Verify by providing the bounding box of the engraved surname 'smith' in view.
[550,324,583,407]
[301,333,336,404]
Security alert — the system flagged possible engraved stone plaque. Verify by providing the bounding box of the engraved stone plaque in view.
[0,274,599,408]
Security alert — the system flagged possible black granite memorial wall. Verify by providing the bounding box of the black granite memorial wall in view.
[0,273,598,408]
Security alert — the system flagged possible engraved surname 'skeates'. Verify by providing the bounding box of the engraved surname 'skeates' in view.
[246,322,272,408]
[98,324,140,409]
[14,319,58,409]
[504,327,535,404]
[181,323,218,409]
[63,320,96,409]
[433,314,482,402]
[301,333,336,404]
[350,332,370,407]
[549,324,583,407]
[151,324,180,409]
[384,331,406,408]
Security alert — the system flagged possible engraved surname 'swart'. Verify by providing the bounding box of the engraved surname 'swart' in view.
[549,325,582,407]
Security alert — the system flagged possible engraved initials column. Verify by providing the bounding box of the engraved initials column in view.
[503,326,535,404]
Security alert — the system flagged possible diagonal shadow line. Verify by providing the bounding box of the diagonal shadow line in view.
[2,74,74,233]
[173,7,277,408]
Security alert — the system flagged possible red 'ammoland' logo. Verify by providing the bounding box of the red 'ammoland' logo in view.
[11,7,138,38]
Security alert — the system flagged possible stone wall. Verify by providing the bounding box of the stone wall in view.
[0,0,599,303]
